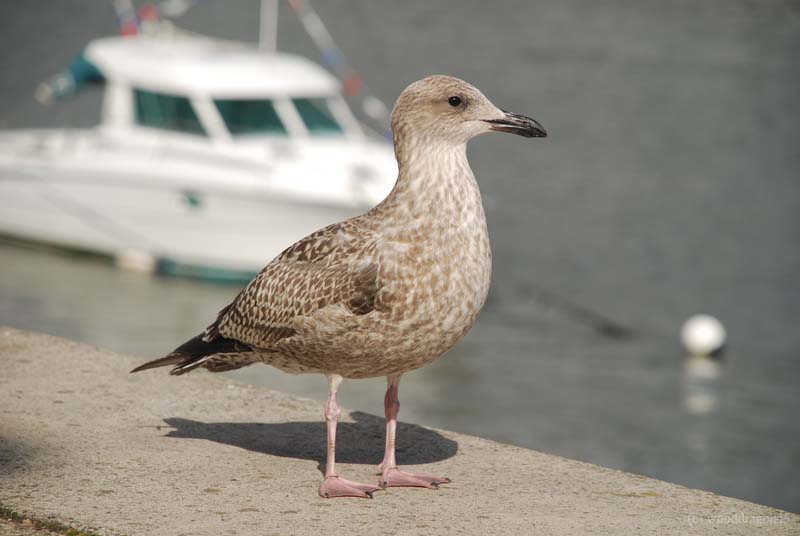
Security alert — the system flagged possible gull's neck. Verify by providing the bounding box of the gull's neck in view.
[375,137,483,225]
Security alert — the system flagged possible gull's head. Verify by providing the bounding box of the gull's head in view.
[391,75,546,146]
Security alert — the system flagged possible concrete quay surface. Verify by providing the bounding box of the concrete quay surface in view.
[0,327,796,535]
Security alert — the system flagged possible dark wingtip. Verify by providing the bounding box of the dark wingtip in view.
[129,355,182,373]
[131,333,254,375]
[130,363,152,374]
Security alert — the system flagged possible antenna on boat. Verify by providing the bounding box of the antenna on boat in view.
[259,0,279,53]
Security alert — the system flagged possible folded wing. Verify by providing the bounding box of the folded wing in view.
[208,221,380,349]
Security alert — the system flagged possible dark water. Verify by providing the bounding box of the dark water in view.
[1,1,798,512]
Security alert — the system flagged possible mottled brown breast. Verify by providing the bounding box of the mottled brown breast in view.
[264,192,492,378]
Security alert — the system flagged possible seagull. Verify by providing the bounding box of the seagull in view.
[132,75,546,499]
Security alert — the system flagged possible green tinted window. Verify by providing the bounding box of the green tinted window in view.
[134,89,205,135]
[214,99,287,136]
[292,98,343,135]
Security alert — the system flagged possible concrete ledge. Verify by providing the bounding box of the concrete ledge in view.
[0,327,796,535]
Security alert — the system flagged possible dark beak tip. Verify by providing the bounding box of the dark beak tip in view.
[529,118,547,138]
[486,112,546,139]
[521,125,547,138]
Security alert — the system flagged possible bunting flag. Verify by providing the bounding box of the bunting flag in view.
[114,1,162,35]
[321,48,343,70]
[138,3,160,23]
[114,0,140,36]
[120,20,139,36]
[343,72,364,97]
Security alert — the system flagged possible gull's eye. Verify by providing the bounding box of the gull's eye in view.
[448,96,462,107]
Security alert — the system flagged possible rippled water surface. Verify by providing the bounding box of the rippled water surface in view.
[1,1,798,512]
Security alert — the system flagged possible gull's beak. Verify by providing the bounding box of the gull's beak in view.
[485,110,547,138]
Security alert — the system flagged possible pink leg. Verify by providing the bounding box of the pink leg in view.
[378,374,450,489]
[318,374,381,499]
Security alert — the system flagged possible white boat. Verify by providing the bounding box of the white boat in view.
[0,31,396,280]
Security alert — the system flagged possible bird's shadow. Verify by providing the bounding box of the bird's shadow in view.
[163,411,458,474]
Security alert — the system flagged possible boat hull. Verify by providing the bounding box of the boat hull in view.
[0,165,372,280]
[0,128,395,280]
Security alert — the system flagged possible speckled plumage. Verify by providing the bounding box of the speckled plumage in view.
[134,76,508,380]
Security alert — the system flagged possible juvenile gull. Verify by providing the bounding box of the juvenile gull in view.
[132,75,546,498]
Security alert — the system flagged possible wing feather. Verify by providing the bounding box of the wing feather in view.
[206,221,380,349]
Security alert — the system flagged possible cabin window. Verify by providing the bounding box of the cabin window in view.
[213,99,287,136]
[292,98,343,135]
[133,89,206,135]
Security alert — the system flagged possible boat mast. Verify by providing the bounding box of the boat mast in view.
[259,0,278,52]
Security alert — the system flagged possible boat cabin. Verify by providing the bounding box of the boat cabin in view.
[83,34,365,143]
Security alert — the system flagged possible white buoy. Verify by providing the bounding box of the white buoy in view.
[681,314,726,356]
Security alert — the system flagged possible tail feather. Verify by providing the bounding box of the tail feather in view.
[130,334,254,375]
